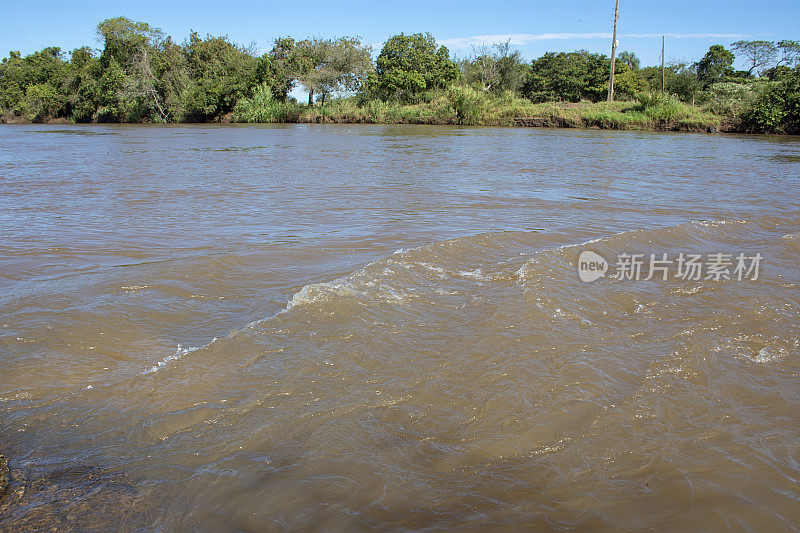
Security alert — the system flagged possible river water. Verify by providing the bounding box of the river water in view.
[1,124,799,531]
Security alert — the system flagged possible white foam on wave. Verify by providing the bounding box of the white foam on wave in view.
[746,346,786,364]
[397,260,491,283]
[142,344,196,375]
[285,275,409,311]
[515,217,758,285]
[409,261,447,276]
[286,280,356,309]
[283,242,498,311]
[514,233,616,282]
[456,268,490,281]
[121,284,151,293]
[693,219,747,228]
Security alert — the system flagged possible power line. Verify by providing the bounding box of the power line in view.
[561,0,611,12]
[541,0,609,18]
[502,0,596,24]
[517,0,612,22]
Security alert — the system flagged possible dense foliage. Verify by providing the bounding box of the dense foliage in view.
[294,37,373,107]
[520,50,646,103]
[369,33,458,102]
[457,42,528,95]
[0,20,797,133]
[740,66,800,133]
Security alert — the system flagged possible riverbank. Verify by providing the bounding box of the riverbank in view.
[2,100,730,133]
[297,99,726,132]
[227,90,728,133]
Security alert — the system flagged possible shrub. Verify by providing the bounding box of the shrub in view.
[232,82,300,123]
[635,91,687,122]
[700,80,772,118]
[16,83,64,122]
[740,67,800,133]
[447,86,486,125]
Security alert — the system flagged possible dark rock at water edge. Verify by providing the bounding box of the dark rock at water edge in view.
[0,461,167,531]
[0,454,8,496]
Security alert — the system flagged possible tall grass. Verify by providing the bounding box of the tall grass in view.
[627,91,720,130]
[447,86,486,125]
[233,83,301,123]
[635,92,687,122]
[232,84,720,131]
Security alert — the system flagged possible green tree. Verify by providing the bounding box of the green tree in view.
[2,16,283,123]
[0,47,69,120]
[463,41,528,94]
[298,37,372,106]
[522,51,588,102]
[20,47,68,87]
[96,17,167,121]
[0,51,26,112]
[62,46,101,121]
[268,37,299,101]
[149,37,191,121]
[97,17,163,67]
[614,67,649,97]
[371,33,458,102]
[640,62,700,102]
[696,45,735,87]
[17,83,63,122]
[293,38,328,106]
[522,50,638,103]
[618,51,640,70]
[494,43,528,94]
[777,40,800,68]
[731,40,778,75]
[180,32,261,121]
[763,65,794,81]
[95,57,125,121]
[742,66,800,133]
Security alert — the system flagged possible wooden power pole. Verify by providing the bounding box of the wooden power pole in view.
[607,0,620,101]
[661,36,665,94]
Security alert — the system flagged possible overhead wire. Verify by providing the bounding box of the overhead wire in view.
[512,0,613,23]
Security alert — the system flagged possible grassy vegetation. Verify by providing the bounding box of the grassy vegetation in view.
[232,83,302,123]
[231,89,722,132]
[2,17,795,133]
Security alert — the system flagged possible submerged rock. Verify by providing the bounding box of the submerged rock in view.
[0,462,162,531]
[0,454,8,496]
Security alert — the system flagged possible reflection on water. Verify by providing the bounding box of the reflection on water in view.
[1,124,799,530]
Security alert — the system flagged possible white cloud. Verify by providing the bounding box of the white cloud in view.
[438,32,753,50]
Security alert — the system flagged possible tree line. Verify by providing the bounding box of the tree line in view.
[1,17,798,132]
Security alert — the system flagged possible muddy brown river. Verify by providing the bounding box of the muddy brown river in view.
[1,124,799,531]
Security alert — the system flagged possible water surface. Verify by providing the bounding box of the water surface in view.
[1,124,799,530]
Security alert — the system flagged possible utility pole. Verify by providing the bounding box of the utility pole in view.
[607,0,620,101]
[661,36,665,94]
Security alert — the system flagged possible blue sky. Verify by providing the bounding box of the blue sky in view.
[1,0,796,69]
